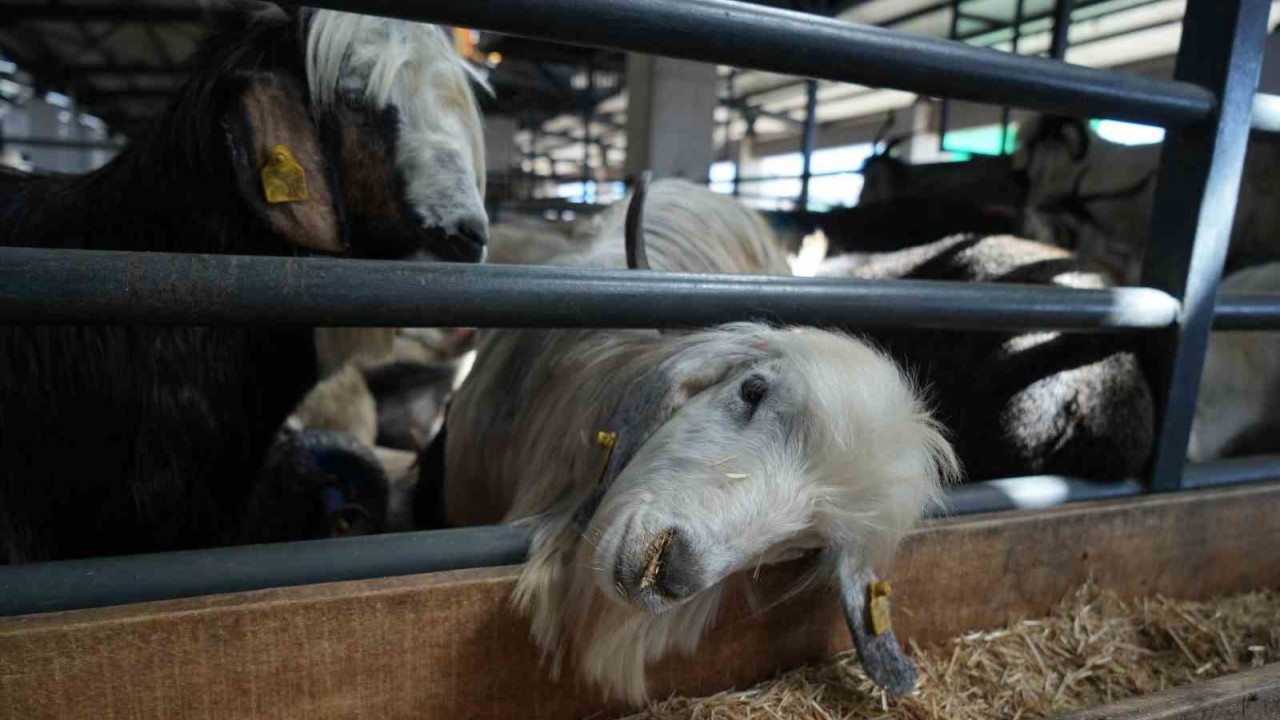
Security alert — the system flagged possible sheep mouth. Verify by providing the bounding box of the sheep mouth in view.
[638,528,677,592]
[345,214,485,263]
[609,526,691,613]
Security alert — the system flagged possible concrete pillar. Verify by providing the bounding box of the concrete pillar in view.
[625,54,718,181]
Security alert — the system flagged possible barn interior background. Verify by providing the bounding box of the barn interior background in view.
[8,0,1280,211]
[3,1,1280,718]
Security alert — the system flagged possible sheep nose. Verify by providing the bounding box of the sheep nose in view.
[640,528,701,600]
[443,216,488,263]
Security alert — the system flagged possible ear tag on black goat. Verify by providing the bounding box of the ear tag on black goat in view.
[261,144,308,204]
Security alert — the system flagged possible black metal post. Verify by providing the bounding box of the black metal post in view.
[580,63,594,203]
[723,70,745,198]
[1048,0,1074,61]
[736,115,756,198]
[524,119,536,200]
[720,70,736,163]
[798,79,818,210]
[938,0,963,153]
[998,0,1025,155]
[1139,0,1270,491]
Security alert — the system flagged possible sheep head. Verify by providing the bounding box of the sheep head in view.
[514,323,957,704]
[218,9,488,261]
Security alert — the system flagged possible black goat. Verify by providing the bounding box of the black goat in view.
[813,198,1022,254]
[0,8,488,562]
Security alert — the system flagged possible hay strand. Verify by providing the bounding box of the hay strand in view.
[618,582,1280,720]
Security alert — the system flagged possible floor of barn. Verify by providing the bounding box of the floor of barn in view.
[616,582,1280,720]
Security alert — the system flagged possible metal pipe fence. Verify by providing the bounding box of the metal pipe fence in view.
[0,247,1182,331]
[1,0,1277,612]
[3,457,1275,617]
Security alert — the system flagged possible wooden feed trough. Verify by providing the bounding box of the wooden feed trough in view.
[2,481,1277,719]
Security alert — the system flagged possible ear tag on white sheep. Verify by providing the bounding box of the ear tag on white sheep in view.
[593,430,617,485]
[261,144,308,204]
[868,580,894,635]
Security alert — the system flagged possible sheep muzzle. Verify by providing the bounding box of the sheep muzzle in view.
[616,527,701,608]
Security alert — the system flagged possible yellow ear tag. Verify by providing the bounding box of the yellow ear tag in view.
[868,580,893,635]
[593,430,617,485]
[261,144,308,204]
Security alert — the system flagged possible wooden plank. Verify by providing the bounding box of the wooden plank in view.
[1,483,1279,720]
[1051,663,1280,719]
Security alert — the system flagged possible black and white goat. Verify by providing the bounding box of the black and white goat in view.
[0,7,488,562]
[818,233,1155,480]
[1014,116,1280,284]
[445,178,955,704]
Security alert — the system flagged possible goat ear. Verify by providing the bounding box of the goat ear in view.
[224,73,345,254]
[835,550,918,696]
[1059,118,1090,161]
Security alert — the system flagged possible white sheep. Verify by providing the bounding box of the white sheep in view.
[555,177,791,275]
[1188,262,1280,462]
[487,211,599,266]
[445,178,956,704]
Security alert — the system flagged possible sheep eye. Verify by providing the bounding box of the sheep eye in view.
[739,374,769,408]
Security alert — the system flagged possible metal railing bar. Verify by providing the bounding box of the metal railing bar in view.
[1183,455,1280,489]
[2,464,1273,617]
[0,137,123,150]
[934,476,1144,516]
[1211,294,1280,330]
[0,247,1180,331]
[1251,93,1280,132]
[0,525,531,617]
[306,0,1215,127]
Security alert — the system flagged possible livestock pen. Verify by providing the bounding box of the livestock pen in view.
[2,1,1279,718]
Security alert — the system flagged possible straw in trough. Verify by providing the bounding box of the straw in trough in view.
[619,582,1280,720]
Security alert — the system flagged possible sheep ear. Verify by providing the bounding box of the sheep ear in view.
[836,550,918,695]
[224,72,345,254]
[572,348,751,530]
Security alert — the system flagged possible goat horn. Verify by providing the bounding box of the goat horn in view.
[625,170,652,271]
[837,557,918,695]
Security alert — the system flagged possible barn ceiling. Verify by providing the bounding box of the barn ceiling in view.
[2,1,1278,168]
[0,1,232,137]
[516,0,1280,183]
[0,0,860,139]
